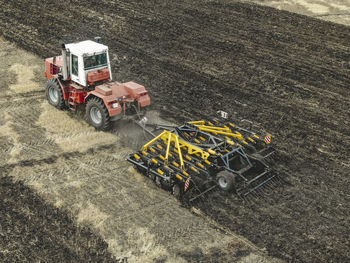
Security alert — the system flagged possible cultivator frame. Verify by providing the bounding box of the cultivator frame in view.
[185,120,276,163]
[127,119,280,201]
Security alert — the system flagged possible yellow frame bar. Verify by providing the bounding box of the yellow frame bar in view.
[142,130,211,170]
[189,121,272,144]
[174,133,184,170]
[142,130,168,151]
[195,125,231,132]
[196,126,244,140]
[165,131,172,165]
[188,120,206,125]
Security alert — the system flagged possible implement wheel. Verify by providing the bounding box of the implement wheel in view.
[216,171,236,192]
[45,78,65,109]
[86,97,111,130]
[172,184,181,199]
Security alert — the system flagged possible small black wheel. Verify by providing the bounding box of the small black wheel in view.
[216,170,236,192]
[148,172,156,181]
[155,176,162,187]
[45,78,65,109]
[172,184,181,199]
[86,97,111,130]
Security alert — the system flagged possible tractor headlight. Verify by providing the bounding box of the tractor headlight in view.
[112,102,119,108]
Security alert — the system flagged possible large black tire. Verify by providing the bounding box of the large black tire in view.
[86,97,111,130]
[45,78,65,109]
[216,170,236,192]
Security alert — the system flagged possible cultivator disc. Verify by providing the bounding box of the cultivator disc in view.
[127,120,280,201]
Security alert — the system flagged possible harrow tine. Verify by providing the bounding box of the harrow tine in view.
[273,180,281,187]
[250,190,260,199]
[189,185,217,202]
[262,186,270,193]
[269,178,279,186]
[256,190,264,198]
[270,179,278,186]
[235,171,285,200]
[261,185,271,194]
[261,189,271,199]
[246,194,254,203]
[273,176,282,185]
[254,190,263,199]
[263,179,275,190]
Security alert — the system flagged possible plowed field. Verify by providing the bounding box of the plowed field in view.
[0,39,275,263]
[1,1,350,262]
[248,0,350,26]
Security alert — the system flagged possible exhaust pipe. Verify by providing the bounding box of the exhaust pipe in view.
[61,43,68,80]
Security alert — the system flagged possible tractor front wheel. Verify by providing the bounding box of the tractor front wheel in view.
[45,78,65,109]
[216,171,236,192]
[86,97,111,130]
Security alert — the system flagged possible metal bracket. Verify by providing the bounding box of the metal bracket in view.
[217,110,228,119]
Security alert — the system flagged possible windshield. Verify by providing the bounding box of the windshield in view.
[83,52,107,70]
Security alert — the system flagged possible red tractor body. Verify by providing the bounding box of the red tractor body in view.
[44,39,150,129]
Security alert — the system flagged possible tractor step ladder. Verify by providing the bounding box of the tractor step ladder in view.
[68,90,77,111]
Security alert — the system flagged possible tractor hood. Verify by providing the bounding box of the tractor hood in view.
[95,81,150,104]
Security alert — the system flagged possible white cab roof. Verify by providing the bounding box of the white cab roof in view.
[65,40,108,56]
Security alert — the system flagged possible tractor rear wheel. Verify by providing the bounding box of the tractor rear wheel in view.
[216,170,236,192]
[45,78,65,109]
[86,97,111,130]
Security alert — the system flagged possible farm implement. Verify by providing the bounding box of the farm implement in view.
[127,119,279,201]
[45,38,279,201]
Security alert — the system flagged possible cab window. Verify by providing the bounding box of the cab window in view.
[84,53,107,70]
[72,54,78,76]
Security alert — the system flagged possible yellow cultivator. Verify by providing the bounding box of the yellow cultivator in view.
[127,119,279,201]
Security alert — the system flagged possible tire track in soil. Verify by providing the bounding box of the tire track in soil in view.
[1,1,350,262]
[0,176,116,263]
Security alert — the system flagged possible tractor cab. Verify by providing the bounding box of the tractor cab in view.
[63,40,112,87]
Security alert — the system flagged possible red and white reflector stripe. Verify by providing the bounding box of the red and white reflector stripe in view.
[264,135,272,144]
[184,177,191,192]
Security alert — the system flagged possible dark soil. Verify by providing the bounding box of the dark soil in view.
[0,175,116,263]
[1,0,350,262]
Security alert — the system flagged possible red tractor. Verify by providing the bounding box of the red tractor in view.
[44,38,150,130]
